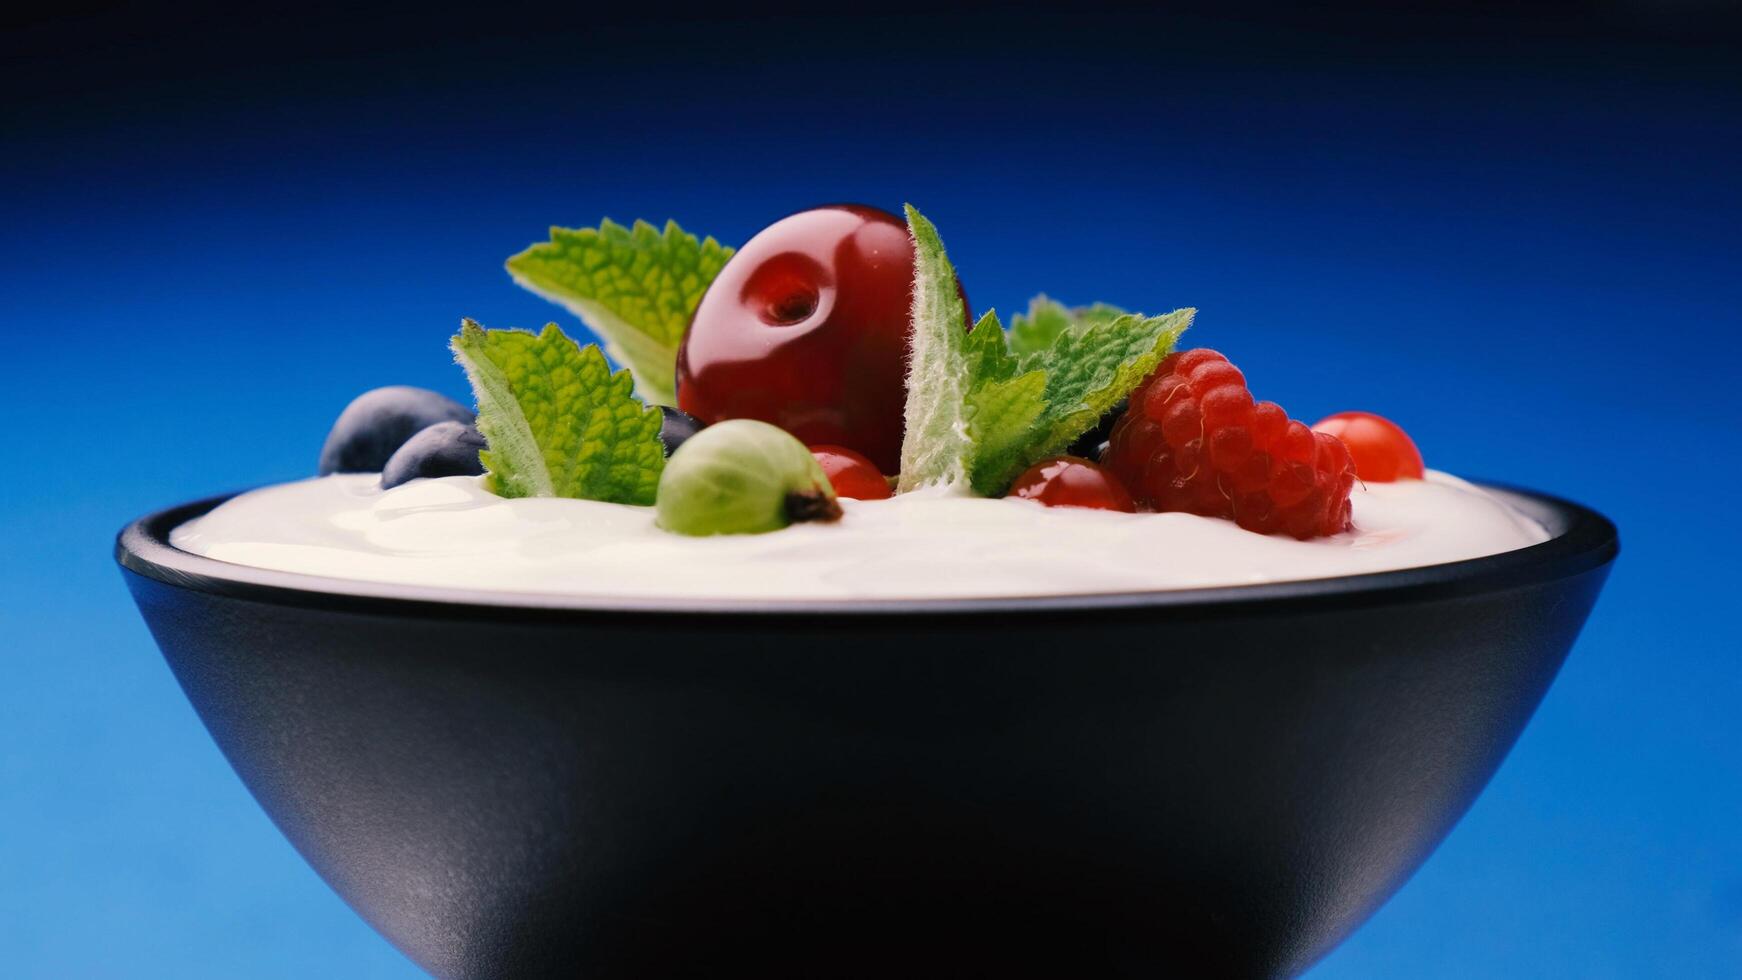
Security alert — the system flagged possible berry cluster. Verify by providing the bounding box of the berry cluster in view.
[1102,349,1355,539]
[315,203,1432,541]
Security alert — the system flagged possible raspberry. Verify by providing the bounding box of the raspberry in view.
[1101,349,1355,538]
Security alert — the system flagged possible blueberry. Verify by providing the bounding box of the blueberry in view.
[1066,398,1127,460]
[381,422,487,489]
[318,386,474,475]
[659,406,705,455]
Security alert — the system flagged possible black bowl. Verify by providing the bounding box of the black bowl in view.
[117,486,1615,979]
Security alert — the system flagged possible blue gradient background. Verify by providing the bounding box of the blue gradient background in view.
[4,5,1739,976]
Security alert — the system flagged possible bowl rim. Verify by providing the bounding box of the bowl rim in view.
[115,482,1617,621]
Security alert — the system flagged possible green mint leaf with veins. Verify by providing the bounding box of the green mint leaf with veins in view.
[1007,295,1128,358]
[506,219,734,406]
[897,209,1056,495]
[897,205,978,492]
[963,309,1022,383]
[450,319,665,504]
[955,309,1046,494]
[976,307,1193,493]
[897,205,1194,496]
[964,362,1050,494]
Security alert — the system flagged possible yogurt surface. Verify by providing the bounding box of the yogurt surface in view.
[169,471,1549,600]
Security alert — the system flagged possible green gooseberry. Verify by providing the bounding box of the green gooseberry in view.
[656,419,843,536]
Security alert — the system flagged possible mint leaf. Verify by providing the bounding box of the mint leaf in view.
[1007,295,1127,358]
[896,206,1194,496]
[972,308,1192,493]
[506,219,734,406]
[896,205,977,492]
[450,319,664,504]
[954,308,1046,494]
[963,309,1021,383]
[1037,311,1193,440]
[963,361,1049,494]
[1007,296,1072,357]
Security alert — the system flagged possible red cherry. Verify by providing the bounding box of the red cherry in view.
[810,444,892,500]
[1007,456,1136,512]
[1310,411,1425,482]
[676,204,966,474]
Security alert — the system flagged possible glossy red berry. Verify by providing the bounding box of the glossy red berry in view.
[1311,411,1424,482]
[809,445,892,500]
[1007,456,1136,512]
[1102,349,1356,538]
[677,204,966,474]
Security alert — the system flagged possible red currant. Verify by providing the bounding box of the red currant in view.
[810,444,892,500]
[676,204,966,474]
[1007,456,1136,512]
[1310,412,1424,482]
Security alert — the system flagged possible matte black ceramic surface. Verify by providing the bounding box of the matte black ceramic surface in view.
[117,487,1615,979]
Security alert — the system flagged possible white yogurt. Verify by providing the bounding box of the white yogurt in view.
[169,471,1548,600]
